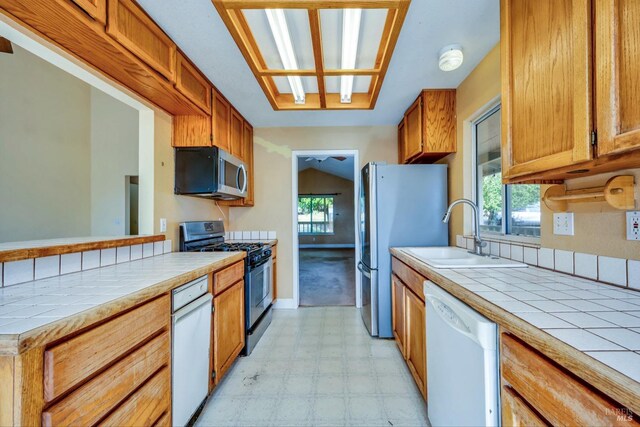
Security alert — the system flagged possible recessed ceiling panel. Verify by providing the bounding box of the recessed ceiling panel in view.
[324,76,371,94]
[357,9,388,69]
[213,0,411,110]
[274,76,319,94]
[320,9,341,70]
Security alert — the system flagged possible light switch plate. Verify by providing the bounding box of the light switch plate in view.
[553,212,574,236]
[160,218,167,233]
[626,211,640,241]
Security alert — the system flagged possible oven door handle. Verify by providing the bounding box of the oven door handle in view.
[248,256,271,271]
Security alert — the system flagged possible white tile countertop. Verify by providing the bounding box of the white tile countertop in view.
[390,247,640,414]
[0,251,244,355]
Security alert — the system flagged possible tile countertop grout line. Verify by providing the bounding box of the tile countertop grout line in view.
[0,251,246,356]
[390,247,640,416]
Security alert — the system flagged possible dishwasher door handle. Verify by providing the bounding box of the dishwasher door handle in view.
[173,293,213,324]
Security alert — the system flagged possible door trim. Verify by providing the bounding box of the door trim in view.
[291,149,361,309]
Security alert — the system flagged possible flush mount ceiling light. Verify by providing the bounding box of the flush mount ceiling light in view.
[340,8,362,104]
[438,44,463,72]
[212,0,411,111]
[265,9,305,104]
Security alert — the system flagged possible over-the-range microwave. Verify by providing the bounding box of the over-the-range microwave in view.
[174,147,247,200]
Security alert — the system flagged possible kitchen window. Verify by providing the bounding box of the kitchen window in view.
[475,106,541,237]
[298,196,334,235]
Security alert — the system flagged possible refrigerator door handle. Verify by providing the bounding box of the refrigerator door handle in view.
[357,261,371,278]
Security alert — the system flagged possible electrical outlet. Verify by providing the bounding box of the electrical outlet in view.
[160,218,167,233]
[627,211,640,241]
[553,212,574,236]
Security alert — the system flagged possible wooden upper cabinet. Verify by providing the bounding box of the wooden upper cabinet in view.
[595,0,640,157]
[242,121,255,206]
[230,108,244,160]
[500,0,593,181]
[175,52,212,114]
[397,120,405,164]
[213,90,231,153]
[107,0,177,82]
[404,97,423,161]
[173,115,212,147]
[400,90,456,164]
[71,0,106,24]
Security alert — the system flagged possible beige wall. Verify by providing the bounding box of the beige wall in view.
[441,42,640,261]
[90,87,139,236]
[0,45,92,242]
[152,110,230,249]
[439,43,502,244]
[298,168,355,245]
[229,126,397,300]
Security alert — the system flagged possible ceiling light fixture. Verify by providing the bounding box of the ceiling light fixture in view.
[265,9,305,104]
[438,44,463,72]
[340,8,362,104]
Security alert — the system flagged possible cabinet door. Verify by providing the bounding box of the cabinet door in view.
[398,121,406,164]
[595,0,640,156]
[404,97,423,161]
[106,0,177,81]
[213,90,231,153]
[175,52,212,114]
[173,115,212,147]
[500,0,592,180]
[391,275,406,355]
[501,386,549,427]
[243,121,255,206]
[213,281,245,384]
[405,288,426,400]
[423,90,456,155]
[230,109,244,159]
[71,0,106,23]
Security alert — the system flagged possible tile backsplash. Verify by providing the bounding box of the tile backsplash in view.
[1,240,172,288]
[457,235,639,290]
[225,231,277,241]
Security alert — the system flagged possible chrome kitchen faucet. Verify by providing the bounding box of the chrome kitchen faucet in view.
[442,198,488,256]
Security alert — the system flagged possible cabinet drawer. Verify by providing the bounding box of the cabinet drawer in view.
[391,257,426,302]
[44,295,170,402]
[71,0,106,23]
[500,333,639,426]
[42,332,169,426]
[501,385,549,427]
[107,0,176,81]
[97,366,170,427]
[213,261,244,295]
[175,52,212,113]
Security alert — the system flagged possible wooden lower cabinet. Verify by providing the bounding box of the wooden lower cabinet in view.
[500,331,640,426]
[391,275,405,354]
[404,288,426,400]
[213,281,245,385]
[390,258,427,400]
[272,244,277,300]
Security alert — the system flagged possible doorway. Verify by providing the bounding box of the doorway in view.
[292,150,361,308]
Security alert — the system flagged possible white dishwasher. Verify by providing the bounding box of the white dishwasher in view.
[424,281,499,427]
[172,276,212,427]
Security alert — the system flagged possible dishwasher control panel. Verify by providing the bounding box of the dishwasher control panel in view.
[172,276,208,312]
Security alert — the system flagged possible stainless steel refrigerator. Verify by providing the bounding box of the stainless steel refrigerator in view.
[358,163,448,337]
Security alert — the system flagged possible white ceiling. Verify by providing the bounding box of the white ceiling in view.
[298,156,355,181]
[137,0,499,127]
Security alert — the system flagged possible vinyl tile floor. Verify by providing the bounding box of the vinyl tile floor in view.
[195,307,429,427]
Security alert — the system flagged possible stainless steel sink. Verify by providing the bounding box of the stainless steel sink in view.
[404,246,528,269]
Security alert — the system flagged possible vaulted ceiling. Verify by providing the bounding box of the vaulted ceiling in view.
[137,0,499,127]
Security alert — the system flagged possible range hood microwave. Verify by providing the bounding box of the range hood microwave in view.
[174,147,247,200]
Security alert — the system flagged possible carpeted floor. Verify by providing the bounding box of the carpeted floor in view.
[299,249,356,306]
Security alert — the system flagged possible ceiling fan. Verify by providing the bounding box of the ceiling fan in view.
[0,37,13,54]
[305,156,347,163]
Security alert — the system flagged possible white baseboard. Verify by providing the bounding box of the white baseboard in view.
[273,298,297,309]
[299,244,355,249]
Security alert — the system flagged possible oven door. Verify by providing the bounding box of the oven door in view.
[246,257,273,328]
[218,149,247,198]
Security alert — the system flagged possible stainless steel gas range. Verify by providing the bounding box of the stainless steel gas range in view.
[179,221,273,355]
